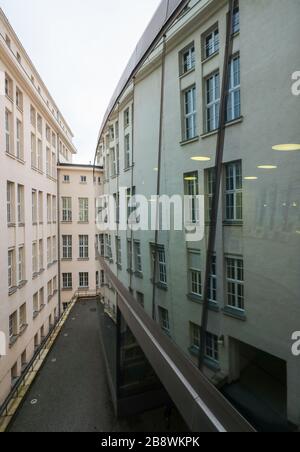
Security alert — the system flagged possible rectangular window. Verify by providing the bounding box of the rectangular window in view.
[7,181,14,224]
[31,134,37,168]
[52,236,57,262]
[8,249,15,289]
[39,239,44,271]
[37,114,42,134]
[188,251,202,296]
[46,148,51,176]
[124,134,131,169]
[52,152,56,179]
[17,185,24,224]
[30,106,36,128]
[232,0,240,34]
[46,125,51,143]
[47,237,52,265]
[134,241,142,273]
[62,197,72,222]
[63,175,70,183]
[208,255,217,304]
[37,139,43,171]
[190,323,201,350]
[5,109,12,154]
[79,235,89,259]
[79,198,89,223]
[225,161,243,221]
[226,257,244,311]
[16,88,23,110]
[184,172,199,224]
[127,239,132,270]
[105,235,112,261]
[18,246,24,283]
[62,235,72,259]
[63,273,72,289]
[79,272,89,289]
[116,237,122,266]
[181,43,195,74]
[205,168,216,221]
[110,147,117,177]
[204,28,219,59]
[205,332,219,363]
[16,119,23,160]
[9,312,18,341]
[5,73,12,98]
[32,190,37,224]
[158,307,170,334]
[80,176,87,184]
[124,108,130,128]
[152,246,167,286]
[226,55,241,122]
[183,86,197,141]
[52,196,57,223]
[19,304,27,329]
[38,191,43,224]
[206,72,220,132]
[32,242,38,275]
[47,280,53,301]
[47,194,52,223]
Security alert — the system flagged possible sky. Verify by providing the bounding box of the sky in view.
[0,0,161,163]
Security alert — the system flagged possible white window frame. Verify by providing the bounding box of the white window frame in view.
[226,257,244,311]
[227,55,241,122]
[134,241,142,273]
[62,235,72,259]
[62,197,72,222]
[205,28,219,59]
[181,43,195,74]
[16,119,23,160]
[183,86,197,141]
[184,172,199,224]
[124,134,131,169]
[18,246,24,283]
[79,272,89,289]
[79,235,89,259]
[158,307,170,334]
[225,161,243,221]
[79,198,89,223]
[206,72,220,132]
[63,273,72,289]
[5,109,11,154]
[189,251,202,297]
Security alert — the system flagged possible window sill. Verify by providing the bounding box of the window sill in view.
[223,306,246,321]
[32,272,39,280]
[8,223,16,228]
[124,165,134,173]
[62,258,73,262]
[201,117,244,139]
[18,223,25,228]
[117,264,122,271]
[127,269,134,275]
[78,287,89,291]
[19,324,28,337]
[61,221,73,224]
[33,311,39,320]
[9,287,18,296]
[187,294,220,312]
[77,221,89,225]
[62,288,73,292]
[134,271,143,279]
[40,304,46,312]
[156,282,168,291]
[180,136,199,146]
[179,67,195,79]
[201,50,219,64]
[18,280,28,289]
[78,258,89,262]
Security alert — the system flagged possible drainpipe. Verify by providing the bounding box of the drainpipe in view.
[57,134,62,319]
[198,0,235,370]
[151,35,167,322]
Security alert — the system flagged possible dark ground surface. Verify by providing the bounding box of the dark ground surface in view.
[8,299,185,433]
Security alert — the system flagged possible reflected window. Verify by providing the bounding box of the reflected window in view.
[226,55,240,122]
[226,257,244,311]
[225,161,243,221]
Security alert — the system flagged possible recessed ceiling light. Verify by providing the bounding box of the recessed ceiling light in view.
[191,156,211,162]
[272,144,300,152]
[244,177,258,180]
[184,176,197,181]
[257,165,278,169]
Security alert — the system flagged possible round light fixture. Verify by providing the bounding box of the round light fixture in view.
[272,144,300,152]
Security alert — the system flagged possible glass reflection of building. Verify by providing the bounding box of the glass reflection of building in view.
[95,0,300,432]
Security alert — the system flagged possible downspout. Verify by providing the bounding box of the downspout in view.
[151,35,167,321]
[57,134,62,319]
[198,0,235,369]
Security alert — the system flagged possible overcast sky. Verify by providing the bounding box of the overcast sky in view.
[0,0,161,163]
